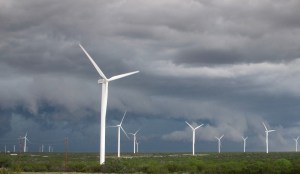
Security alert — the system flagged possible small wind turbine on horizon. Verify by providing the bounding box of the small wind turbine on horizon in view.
[108,111,129,157]
[215,135,224,153]
[136,140,139,153]
[185,121,203,156]
[242,136,248,152]
[79,44,139,164]
[294,136,299,152]
[262,122,275,153]
[129,130,140,154]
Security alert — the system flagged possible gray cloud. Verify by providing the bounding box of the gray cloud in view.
[1,0,300,152]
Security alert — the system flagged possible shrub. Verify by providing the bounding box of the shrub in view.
[67,162,86,172]
[0,157,12,168]
[273,158,292,174]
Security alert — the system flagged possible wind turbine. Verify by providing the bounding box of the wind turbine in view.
[129,130,139,154]
[215,135,224,153]
[185,121,203,156]
[262,122,275,153]
[21,132,30,153]
[242,136,248,152]
[79,44,139,164]
[136,140,139,153]
[294,136,299,152]
[108,111,129,157]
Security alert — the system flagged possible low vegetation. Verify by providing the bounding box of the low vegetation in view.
[0,152,300,173]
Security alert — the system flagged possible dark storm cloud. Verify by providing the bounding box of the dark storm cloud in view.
[174,48,241,65]
[1,0,300,152]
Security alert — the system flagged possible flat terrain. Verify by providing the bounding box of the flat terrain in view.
[1,152,300,173]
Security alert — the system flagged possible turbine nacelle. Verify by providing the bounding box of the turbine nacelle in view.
[98,79,106,84]
[266,130,276,133]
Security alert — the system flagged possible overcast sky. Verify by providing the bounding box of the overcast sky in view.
[1,0,300,153]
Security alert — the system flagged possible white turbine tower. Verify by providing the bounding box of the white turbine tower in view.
[185,121,203,156]
[136,140,139,153]
[242,136,248,152]
[108,111,129,157]
[129,130,139,154]
[215,135,224,153]
[294,136,299,152]
[79,44,139,164]
[262,122,275,153]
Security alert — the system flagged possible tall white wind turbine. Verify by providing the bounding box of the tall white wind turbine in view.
[129,130,139,154]
[294,136,299,152]
[185,121,203,156]
[108,111,129,157]
[79,44,139,164]
[215,135,224,153]
[242,136,248,152]
[262,122,275,153]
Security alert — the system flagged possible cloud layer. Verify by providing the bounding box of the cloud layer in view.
[1,0,300,152]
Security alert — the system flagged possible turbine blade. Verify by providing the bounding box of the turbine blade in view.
[121,126,129,139]
[195,124,204,130]
[268,130,276,132]
[120,111,127,125]
[107,125,118,128]
[262,122,268,131]
[135,129,140,134]
[185,121,194,129]
[79,44,107,80]
[220,135,224,139]
[108,71,139,81]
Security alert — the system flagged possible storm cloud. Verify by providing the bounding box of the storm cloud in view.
[1,0,300,152]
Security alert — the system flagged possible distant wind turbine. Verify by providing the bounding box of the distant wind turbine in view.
[215,135,224,153]
[185,121,203,156]
[79,44,139,164]
[262,122,275,153]
[108,111,129,157]
[21,132,30,152]
[242,136,248,152]
[129,130,140,154]
[294,136,299,152]
[136,140,139,153]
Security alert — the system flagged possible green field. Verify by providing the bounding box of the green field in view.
[1,152,300,173]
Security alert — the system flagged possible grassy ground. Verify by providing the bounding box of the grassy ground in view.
[0,152,300,173]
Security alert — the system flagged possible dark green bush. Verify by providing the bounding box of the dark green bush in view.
[67,162,86,172]
[273,158,292,174]
[0,157,12,168]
